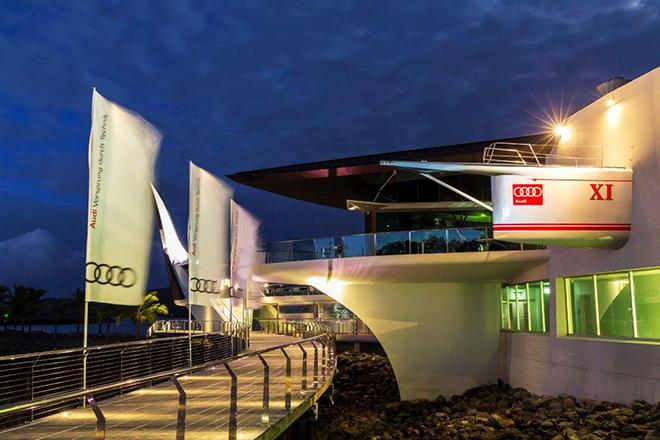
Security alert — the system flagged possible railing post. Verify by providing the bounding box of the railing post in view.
[297,343,307,395]
[310,341,319,388]
[320,338,327,381]
[148,343,153,376]
[224,362,238,440]
[119,348,126,395]
[171,376,186,440]
[280,348,291,411]
[258,354,270,424]
[29,354,40,421]
[87,395,106,440]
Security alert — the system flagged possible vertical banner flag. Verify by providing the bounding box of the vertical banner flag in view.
[188,162,233,305]
[85,89,162,305]
[152,184,189,306]
[230,200,261,303]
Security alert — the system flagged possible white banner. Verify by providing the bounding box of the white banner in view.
[85,89,162,305]
[188,162,233,305]
[151,184,189,306]
[230,200,261,300]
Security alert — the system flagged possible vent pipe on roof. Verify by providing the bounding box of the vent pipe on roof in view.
[596,76,630,96]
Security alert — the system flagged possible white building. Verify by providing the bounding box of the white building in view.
[230,67,660,403]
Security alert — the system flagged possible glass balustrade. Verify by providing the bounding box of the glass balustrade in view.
[263,227,542,263]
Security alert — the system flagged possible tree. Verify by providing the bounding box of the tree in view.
[71,288,85,335]
[92,303,117,335]
[133,291,168,338]
[111,305,130,335]
[9,285,46,332]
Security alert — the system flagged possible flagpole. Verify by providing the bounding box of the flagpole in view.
[82,298,89,406]
[188,297,192,368]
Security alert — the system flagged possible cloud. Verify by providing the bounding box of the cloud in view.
[0,1,658,288]
[0,229,84,296]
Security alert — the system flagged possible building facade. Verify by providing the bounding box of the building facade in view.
[230,67,660,402]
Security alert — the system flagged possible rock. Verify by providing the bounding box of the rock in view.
[310,352,659,439]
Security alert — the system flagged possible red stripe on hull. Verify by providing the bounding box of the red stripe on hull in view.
[493,225,631,231]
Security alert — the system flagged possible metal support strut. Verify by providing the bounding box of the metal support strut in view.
[87,395,106,440]
[420,173,493,212]
[171,376,186,440]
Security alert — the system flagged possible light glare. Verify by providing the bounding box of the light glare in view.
[553,124,570,141]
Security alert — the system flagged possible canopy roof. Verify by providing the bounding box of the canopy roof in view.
[228,133,548,209]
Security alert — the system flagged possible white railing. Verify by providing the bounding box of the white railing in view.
[482,142,602,167]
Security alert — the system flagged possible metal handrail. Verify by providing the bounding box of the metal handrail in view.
[0,323,250,426]
[0,320,335,440]
[262,226,545,263]
[0,329,329,417]
[146,319,246,337]
[259,318,373,336]
[482,142,601,166]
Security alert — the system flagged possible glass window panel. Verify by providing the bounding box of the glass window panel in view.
[500,288,510,329]
[447,228,487,252]
[410,229,447,254]
[340,234,375,258]
[528,282,544,332]
[516,284,529,331]
[633,268,660,339]
[569,276,597,335]
[596,272,633,338]
[506,286,518,330]
[305,237,331,259]
[543,281,550,332]
[375,231,409,255]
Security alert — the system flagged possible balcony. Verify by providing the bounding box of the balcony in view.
[263,227,544,263]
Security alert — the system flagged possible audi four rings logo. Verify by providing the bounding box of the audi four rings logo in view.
[190,278,220,293]
[85,262,137,288]
[512,184,544,205]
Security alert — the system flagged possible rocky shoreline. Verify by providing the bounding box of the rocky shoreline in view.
[313,352,659,439]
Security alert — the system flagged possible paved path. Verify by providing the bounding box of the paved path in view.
[0,333,334,440]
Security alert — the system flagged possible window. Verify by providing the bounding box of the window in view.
[567,276,597,336]
[566,267,660,340]
[632,268,660,339]
[500,280,549,332]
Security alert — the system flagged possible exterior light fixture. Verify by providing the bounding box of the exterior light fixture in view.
[606,97,616,107]
[62,412,69,417]
[553,124,571,141]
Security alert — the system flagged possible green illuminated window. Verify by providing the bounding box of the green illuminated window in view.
[500,280,549,333]
[632,268,660,339]
[568,276,597,336]
[566,267,660,340]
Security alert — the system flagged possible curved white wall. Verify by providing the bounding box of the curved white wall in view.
[255,250,548,400]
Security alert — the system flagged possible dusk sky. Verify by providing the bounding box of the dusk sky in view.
[0,1,658,297]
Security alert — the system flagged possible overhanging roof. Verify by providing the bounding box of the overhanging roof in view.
[228,133,549,209]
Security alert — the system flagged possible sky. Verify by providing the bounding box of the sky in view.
[0,0,658,297]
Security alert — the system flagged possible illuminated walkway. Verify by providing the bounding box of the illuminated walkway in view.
[0,333,334,440]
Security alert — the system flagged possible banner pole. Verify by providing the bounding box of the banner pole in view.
[82,299,89,406]
[188,298,192,368]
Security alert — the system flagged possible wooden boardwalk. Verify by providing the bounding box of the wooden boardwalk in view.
[0,333,335,440]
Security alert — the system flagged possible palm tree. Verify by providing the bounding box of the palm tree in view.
[133,291,168,338]
[0,285,9,331]
[9,285,46,332]
[71,288,85,335]
[111,305,130,335]
[92,303,117,335]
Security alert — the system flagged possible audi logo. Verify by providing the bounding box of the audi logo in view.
[85,262,137,288]
[190,277,220,293]
[513,186,543,197]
